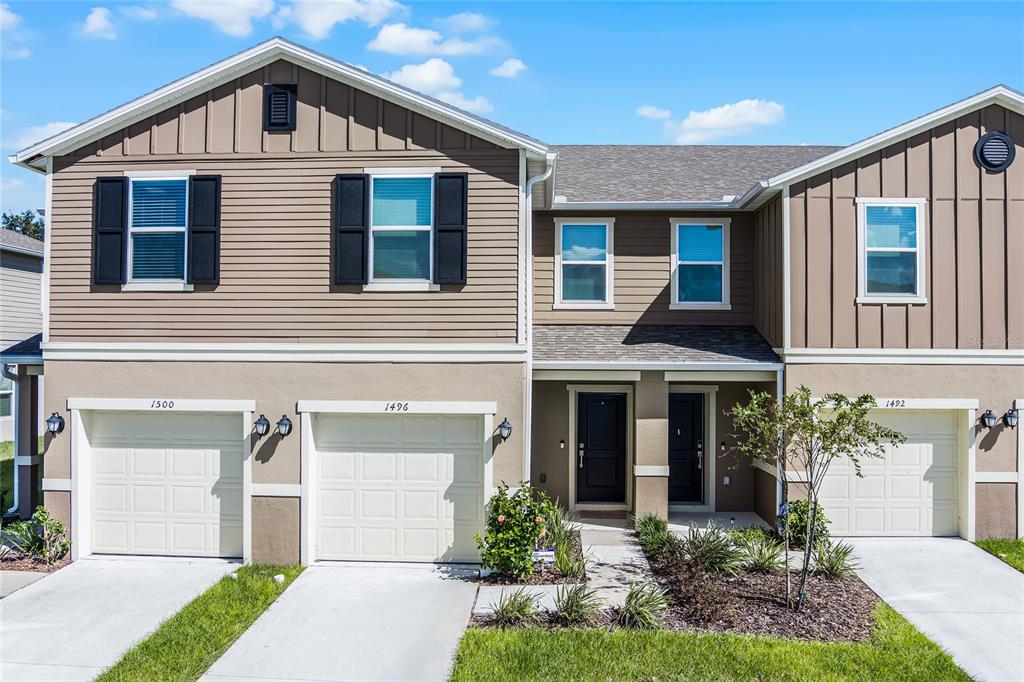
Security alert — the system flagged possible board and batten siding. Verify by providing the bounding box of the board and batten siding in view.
[533,211,753,325]
[752,196,784,348]
[0,251,43,347]
[789,104,1024,350]
[48,60,521,343]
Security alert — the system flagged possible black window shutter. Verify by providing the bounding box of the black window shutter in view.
[187,175,221,284]
[263,84,297,132]
[334,174,369,284]
[434,173,468,285]
[93,176,129,285]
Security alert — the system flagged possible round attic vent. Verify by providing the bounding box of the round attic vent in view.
[974,131,1015,173]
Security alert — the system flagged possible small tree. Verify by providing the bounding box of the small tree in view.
[731,386,904,610]
[2,210,45,241]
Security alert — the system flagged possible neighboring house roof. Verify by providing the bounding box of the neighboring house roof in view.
[10,37,548,171]
[0,229,44,258]
[0,333,42,364]
[532,325,780,368]
[550,145,841,204]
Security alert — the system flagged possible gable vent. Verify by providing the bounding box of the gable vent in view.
[974,131,1015,173]
[263,83,297,132]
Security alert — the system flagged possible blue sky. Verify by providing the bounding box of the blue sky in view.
[2,1,1022,213]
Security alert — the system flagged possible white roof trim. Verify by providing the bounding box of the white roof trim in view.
[10,37,547,171]
[766,85,1024,187]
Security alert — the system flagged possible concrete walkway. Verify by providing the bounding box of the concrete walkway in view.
[850,538,1024,682]
[1,557,235,681]
[203,563,478,682]
[0,570,47,598]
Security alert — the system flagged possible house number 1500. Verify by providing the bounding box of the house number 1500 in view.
[150,400,175,409]
[384,402,409,412]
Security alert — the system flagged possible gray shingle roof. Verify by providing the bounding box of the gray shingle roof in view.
[533,325,778,365]
[1,229,44,256]
[1,333,42,362]
[551,145,842,203]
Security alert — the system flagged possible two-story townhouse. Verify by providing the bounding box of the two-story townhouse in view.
[10,37,1022,566]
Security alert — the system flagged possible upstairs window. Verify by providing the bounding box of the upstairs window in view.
[129,178,188,282]
[555,219,614,308]
[369,176,433,282]
[671,218,730,310]
[857,199,926,304]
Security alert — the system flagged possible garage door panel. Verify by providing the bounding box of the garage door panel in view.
[132,485,166,513]
[822,410,958,537]
[316,413,483,563]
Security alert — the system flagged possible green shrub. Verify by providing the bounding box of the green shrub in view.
[489,587,538,627]
[3,506,69,565]
[633,513,679,556]
[726,525,776,544]
[785,500,830,550]
[616,582,667,630]
[633,512,668,538]
[475,484,547,578]
[682,524,744,575]
[542,502,576,552]
[553,583,602,626]
[553,543,586,581]
[737,534,785,573]
[813,540,858,579]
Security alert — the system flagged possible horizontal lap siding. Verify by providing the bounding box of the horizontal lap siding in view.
[49,61,520,343]
[789,105,1024,350]
[533,211,754,325]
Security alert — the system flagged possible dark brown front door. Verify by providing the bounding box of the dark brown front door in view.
[669,393,704,504]
[576,393,627,504]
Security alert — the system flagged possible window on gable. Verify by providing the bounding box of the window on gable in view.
[556,220,613,307]
[369,176,433,281]
[857,199,926,303]
[671,219,730,309]
[129,178,187,281]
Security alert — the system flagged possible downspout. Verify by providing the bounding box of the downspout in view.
[775,367,785,523]
[3,364,19,516]
[522,152,557,485]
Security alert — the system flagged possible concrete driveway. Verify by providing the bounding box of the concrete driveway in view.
[850,538,1024,682]
[203,563,478,682]
[1,557,235,681]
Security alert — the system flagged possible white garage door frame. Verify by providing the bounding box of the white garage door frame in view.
[297,400,497,566]
[64,398,256,562]
[777,398,979,540]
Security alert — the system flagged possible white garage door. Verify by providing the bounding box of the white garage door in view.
[820,410,959,536]
[315,413,484,562]
[90,411,243,557]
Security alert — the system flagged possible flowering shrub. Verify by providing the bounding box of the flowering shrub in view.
[475,483,547,578]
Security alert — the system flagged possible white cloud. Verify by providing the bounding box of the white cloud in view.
[122,5,158,20]
[278,0,402,39]
[386,59,491,114]
[6,121,77,150]
[435,91,492,114]
[387,58,461,93]
[368,22,502,56]
[79,7,117,40]
[1,2,21,30]
[437,12,493,33]
[666,99,784,143]
[1,177,24,192]
[636,105,670,120]
[170,0,274,37]
[3,45,29,59]
[489,58,525,79]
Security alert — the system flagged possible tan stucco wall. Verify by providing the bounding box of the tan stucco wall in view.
[785,364,1022,471]
[42,360,525,487]
[753,467,777,526]
[976,483,1017,540]
[43,490,71,533]
[251,496,301,565]
[530,380,572,503]
[715,381,775,511]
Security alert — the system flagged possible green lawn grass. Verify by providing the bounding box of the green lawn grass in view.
[97,564,303,682]
[1,441,14,512]
[452,603,966,682]
[976,538,1024,573]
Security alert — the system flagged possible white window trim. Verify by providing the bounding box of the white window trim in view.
[670,217,731,310]
[554,217,615,309]
[126,176,190,286]
[367,173,434,286]
[855,197,927,305]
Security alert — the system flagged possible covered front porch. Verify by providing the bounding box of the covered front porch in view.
[529,324,781,522]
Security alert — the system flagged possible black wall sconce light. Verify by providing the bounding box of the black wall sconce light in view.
[254,414,271,437]
[276,415,293,437]
[498,417,513,442]
[1005,408,1019,429]
[981,409,998,429]
[46,412,65,435]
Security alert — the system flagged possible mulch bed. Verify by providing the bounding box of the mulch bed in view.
[0,552,69,573]
[646,549,879,642]
[479,530,585,586]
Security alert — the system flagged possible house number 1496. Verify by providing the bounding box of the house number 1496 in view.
[384,402,409,412]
